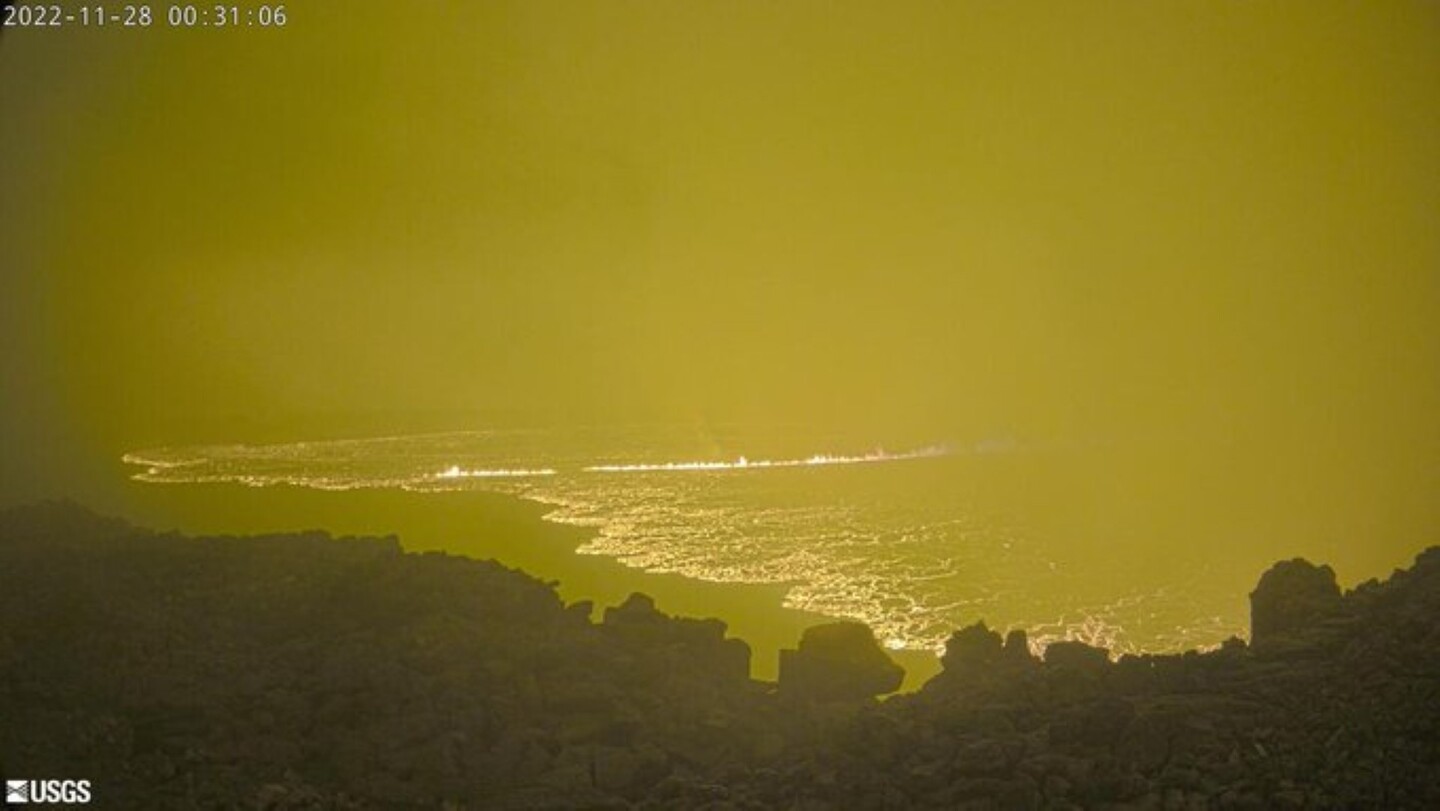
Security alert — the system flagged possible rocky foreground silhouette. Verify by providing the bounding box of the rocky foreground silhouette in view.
[1,502,1436,809]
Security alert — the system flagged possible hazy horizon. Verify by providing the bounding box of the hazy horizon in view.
[2,3,1437,597]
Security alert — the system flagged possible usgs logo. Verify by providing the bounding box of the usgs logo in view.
[5,780,92,805]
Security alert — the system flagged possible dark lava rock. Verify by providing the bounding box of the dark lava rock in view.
[1003,629,1033,664]
[3,501,1438,809]
[1249,558,1342,643]
[1049,695,1136,748]
[604,592,665,627]
[779,621,904,702]
[941,621,1004,671]
[1043,640,1110,673]
[600,592,752,684]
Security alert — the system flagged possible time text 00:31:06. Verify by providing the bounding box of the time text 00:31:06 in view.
[2,4,288,28]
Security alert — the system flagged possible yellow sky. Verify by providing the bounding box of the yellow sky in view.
[1,2,1437,513]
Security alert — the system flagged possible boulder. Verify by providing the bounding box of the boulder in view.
[941,621,1004,671]
[1003,629,1034,664]
[779,622,904,702]
[1249,558,1342,643]
[600,596,751,683]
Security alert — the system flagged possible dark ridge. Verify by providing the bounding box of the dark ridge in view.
[1,501,1436,808]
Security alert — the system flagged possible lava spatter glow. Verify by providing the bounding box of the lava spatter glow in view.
[581,445,949,473]
[434,465,557,479]
[119,430,1256,655]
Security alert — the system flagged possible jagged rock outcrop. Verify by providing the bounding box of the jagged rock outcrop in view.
[603,591,659,623]
[2,501,1437,809]
[1003,628,1032,663]
[778,621,905,702]
[0,502,765,808]
[940,620,1004,671]
[882,549,1440,808]
[601,592,752,684]
[1250,557,1343,644]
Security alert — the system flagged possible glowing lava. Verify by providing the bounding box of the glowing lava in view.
[434,465,557,479]
[582,445,949,473]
